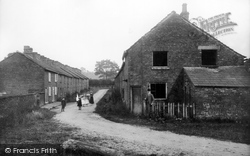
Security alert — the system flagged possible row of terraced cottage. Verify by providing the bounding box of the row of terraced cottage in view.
[0,46,89,105]
[114,4,250,120]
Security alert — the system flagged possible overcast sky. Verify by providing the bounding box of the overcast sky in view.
[0,0,249,71]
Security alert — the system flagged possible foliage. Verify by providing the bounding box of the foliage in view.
[65,91,79,102]
[95,89,130,117]
[0,108,77,145]
[89,79,114,86]
[0,94,37,137]
[80,88,89,94]
[94,59,119,79]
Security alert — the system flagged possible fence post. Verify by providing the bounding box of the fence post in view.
[163,102,165,117]
[173,103,175,117]
[171,103,173,116]
[190,104,193,118]
[186,104,188,118]
[168,103,170,115]
[182,103,185,118]
[159,102,162,117]
[151,104,155,117]
[154,103,156,117]
[193,103,195,117]
[169,103,171,116]
[177,103,180,118]
[156,102,158,117]
[143,100,146,116]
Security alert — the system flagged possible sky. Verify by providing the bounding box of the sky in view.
[0,0,249,72]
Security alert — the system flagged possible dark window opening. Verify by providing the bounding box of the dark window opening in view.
[150,83,166,98]
[153,51,168,66]
[201,50,217,66]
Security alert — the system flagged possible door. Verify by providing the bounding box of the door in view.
[45,89,48,104]
[52,87,55,102]
[132,87,142,114]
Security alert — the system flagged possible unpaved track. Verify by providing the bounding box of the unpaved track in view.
[54,89,250,156]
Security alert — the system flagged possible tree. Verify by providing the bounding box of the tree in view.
[94,59,119,79]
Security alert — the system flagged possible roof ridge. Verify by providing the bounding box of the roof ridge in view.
[22,52,88,79]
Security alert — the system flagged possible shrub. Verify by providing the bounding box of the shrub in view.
[89,79,114,86]
[65,91,79,102]
[80,88,89,94]
[95,89,130,117]
[22,108,56,125]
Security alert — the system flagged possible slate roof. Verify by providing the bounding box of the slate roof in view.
[184,66,250,87]
[21,52,88,79]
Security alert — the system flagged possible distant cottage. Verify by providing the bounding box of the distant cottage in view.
[114,4,249,120]
[0,46,89,105]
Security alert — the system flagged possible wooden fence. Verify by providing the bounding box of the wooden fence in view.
[143,100,195,119]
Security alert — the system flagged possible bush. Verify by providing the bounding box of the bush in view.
[95,89,130,117]
[89,79,114,87]
[80,88,89,94]
[22,108,56,126]
[65,91,79,102]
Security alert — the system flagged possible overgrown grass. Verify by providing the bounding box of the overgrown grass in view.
[95,89,250,145]
[0,108,78,144]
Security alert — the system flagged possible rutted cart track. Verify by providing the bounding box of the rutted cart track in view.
[54,89,250,156]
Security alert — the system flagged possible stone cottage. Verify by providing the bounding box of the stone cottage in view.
[114,4,246,115]
[0,46,89,105]
[170,66,250,120]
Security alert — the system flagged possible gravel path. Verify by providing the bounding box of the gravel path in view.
[54,89,250,156]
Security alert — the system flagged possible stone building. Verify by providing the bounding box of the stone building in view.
[169,66,250,119]
[0,46,89,105]
[114,4,246,115]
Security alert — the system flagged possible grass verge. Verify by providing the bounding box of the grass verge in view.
[0,108,79,144]
[96,89,250,145]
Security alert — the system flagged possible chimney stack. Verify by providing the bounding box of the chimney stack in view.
[180,3,189,20]
[24,46,33,53]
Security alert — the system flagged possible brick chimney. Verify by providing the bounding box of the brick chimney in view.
[180,3,189,20]
[23,46,41,60]
[24,46,33,53]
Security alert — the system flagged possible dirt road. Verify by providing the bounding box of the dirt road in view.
[54,89,250,156]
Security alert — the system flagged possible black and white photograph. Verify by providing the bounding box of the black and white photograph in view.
[0,0,249,155]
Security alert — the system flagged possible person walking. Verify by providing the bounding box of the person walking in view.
[145,89,155,117]
[61,97,66,112]
[89,92,94,104]
[77,95,82,110]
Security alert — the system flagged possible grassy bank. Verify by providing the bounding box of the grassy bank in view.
[95,89,250,145]
[0,108,78,144]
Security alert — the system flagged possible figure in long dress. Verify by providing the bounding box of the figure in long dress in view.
[89,92,94,104]
[82,94,89,106]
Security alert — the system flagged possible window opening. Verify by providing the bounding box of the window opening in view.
[201,50,217,66]
[153,51,168,66]
[150,83,166,98]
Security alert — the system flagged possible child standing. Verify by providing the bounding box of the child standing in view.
[61,97,66,112]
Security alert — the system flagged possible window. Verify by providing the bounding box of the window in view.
[55,87,57,95]
[201,50,217,66]
[55,74,58,82]
[153,51,168,66]
[150,83,167,99]
[48,72,51,82]
[48,87,51,96]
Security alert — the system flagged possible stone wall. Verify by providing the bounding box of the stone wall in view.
[194,87,250,120]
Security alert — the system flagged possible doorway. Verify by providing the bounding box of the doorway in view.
[131,86,142,114]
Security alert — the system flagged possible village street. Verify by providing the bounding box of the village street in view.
[52,89,250,156]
